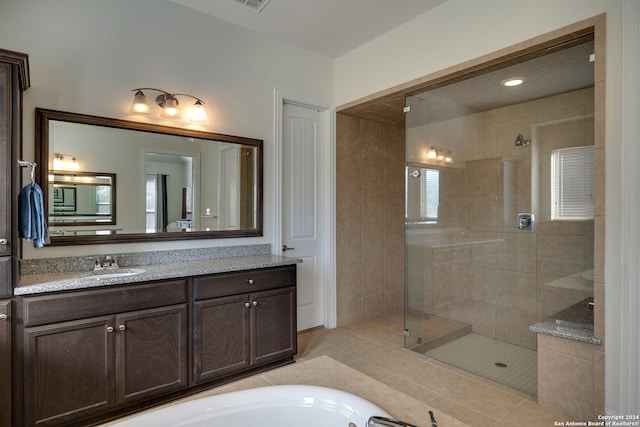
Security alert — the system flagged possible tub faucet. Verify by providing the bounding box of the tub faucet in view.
[367,416,418,427]
[368,411,437,427]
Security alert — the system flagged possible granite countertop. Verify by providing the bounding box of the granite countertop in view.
[529,297,601,345]
[16,254,300,296]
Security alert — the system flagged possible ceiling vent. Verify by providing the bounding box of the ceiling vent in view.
[231,0,272,13]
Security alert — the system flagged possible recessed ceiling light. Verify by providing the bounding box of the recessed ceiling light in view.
[501,77,525,87]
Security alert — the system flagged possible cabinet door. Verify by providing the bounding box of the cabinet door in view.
[0,300,11,427]
[23,316,115,426]
[0,63,11,261]
[116,304,188,405]
[193,294,250,383]
[251,286,297,366]
[0,257,10,305]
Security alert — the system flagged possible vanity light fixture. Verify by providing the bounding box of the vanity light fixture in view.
[53,153,79,170]
[426,146,453,163]
[129,88,208,122]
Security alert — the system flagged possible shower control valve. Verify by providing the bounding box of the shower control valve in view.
[516,213,535,230]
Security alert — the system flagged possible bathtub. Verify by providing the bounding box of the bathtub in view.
[109,385,391,427]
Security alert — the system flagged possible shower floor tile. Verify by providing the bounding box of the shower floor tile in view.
[425,333,538,396]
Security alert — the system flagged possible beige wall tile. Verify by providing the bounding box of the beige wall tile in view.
[495,306,537,349]
[538,334,595,361]
[593,349,605,418]
[536,233,587,277]
[537,346,594,420]
[361,261,385,296]
[336,114,405,324]
[495,270,537,312]
[496,232,537,273]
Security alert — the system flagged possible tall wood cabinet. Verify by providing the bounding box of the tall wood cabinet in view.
[0,48,30,427]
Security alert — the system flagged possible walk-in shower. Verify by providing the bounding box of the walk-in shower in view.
[404,38,596,396]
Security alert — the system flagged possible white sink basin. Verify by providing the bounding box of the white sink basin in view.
[92,269,146,280]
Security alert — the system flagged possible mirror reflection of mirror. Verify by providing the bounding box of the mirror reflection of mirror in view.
[49,171,116,227]
[37,108,263,245]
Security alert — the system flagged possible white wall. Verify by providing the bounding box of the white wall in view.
[335,0,621,106]
[335,0,629,414]
[0,0,334,258]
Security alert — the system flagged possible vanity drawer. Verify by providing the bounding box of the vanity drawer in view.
[22,279,187,327]
[193,265,296,300]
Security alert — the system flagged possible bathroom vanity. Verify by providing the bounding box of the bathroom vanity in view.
[13,256,298,427]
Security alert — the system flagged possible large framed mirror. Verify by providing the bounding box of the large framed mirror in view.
[36,108,263,245]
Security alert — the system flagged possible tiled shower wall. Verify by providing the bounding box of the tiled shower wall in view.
[407,87,595,350]
[335,115,404,326]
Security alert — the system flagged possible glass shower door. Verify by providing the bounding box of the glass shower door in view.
[403,94,428,349]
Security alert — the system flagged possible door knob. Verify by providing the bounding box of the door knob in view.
[0,314,8,320]
[282,244,295,252]
[106,326,114,333]
[118,324,126,331]
[0,238,7,245]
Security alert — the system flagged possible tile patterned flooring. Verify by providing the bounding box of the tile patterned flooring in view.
[295,312,564,426]
[105,312,567,426]
[425,333,538,396]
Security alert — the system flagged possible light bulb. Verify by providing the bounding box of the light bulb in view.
[161,96,180,118]
[129,90,150,114]
[427,148,437,159]
[188,100,208,122]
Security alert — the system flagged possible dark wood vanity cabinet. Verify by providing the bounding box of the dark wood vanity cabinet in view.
[192,265,297,384]
[18,280,188,427]
[13,265,296,426]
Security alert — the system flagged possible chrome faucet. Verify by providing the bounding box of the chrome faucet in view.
[367,416,418,427]
[368,411,437,427]
[93,255,119,271]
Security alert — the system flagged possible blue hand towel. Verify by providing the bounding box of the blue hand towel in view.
[18,183,50,248]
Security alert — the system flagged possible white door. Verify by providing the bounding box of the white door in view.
[282,102,326,331]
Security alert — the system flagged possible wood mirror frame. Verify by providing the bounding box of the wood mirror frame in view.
[36,108,263,246]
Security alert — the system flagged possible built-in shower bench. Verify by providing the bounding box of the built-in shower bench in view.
[529,297,602,421]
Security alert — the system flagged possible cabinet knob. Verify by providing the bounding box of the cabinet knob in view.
[244,302,251,308]
[0,314,7,320]
[246,279,254,285]
[0,238,7,245]
[106,326,114,333]
[118,324,126,331]
[252,300,258,307]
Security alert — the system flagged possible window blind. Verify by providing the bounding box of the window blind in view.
[551,146,595,220]
[420,168,440,220]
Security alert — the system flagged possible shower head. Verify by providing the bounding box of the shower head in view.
[515,133,530,147]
